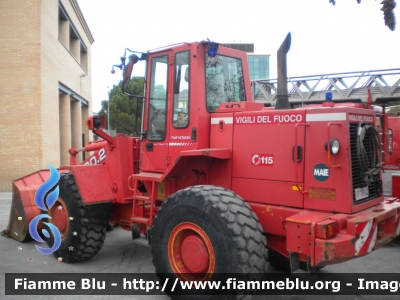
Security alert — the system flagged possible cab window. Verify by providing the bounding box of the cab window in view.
[173,51,189,128]
[147,55,168,140]
[205,53,246,112]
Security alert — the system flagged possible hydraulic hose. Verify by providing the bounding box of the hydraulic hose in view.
[356,122,382,185]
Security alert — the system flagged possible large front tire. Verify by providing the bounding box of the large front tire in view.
[44,172,108,263]
[150,185,268,298]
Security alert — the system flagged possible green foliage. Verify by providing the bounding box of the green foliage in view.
[153,84,167,100]
[98,77,144,136]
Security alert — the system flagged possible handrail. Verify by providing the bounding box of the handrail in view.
[294,123,309,194]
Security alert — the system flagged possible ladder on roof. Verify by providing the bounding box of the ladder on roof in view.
[250,68,400,106]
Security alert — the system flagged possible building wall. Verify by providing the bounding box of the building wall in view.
[56,0,93,164]
[0,0,93,191]
[0,0,42,191]
[41,0,61,168]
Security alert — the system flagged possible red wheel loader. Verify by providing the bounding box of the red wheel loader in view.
[4,33,400,287]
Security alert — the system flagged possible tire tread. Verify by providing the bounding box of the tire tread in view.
[151,185,268,283]
[50,172,107,262]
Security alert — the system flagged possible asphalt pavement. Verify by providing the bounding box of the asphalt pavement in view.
[1,192,400,300]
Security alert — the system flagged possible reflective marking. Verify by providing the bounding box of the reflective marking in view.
[396,210,400,236]
[169,142,196,146]
[306,112,346,122]
[355,220,372,255]
[367,225,377,253]
[211,117,233,124]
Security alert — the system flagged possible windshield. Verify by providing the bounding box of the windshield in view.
[205,53,246,112]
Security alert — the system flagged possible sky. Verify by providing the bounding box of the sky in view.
[77,0,400,113]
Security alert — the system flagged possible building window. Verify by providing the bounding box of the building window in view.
[58,1,88,72]
[81,45,88,71]
[247,55,270,80]
[69,25,80,62]
[58,7,69,47]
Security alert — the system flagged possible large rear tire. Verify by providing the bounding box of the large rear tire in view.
[150,185,268,299]
[44,172,108,262]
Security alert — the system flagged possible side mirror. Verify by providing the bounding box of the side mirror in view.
[123,54,139,85]
[85,116,106,130]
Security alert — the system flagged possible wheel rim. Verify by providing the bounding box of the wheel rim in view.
[168,222,215,281]
[48,197,69,240]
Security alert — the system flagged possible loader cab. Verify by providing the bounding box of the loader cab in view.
[139,42,252,172]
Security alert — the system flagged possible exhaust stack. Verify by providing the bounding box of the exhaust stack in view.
[275,32,291,110]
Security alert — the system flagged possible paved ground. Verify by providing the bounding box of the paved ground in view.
[1,192,400,300]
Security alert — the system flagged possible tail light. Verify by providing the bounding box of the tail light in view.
[85,116,105,130]
[316,220,340,239]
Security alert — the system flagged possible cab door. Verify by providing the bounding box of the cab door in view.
[168,50,193,163]
[141,52,172,171]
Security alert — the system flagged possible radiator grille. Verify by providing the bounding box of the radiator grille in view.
[349,123,380,204]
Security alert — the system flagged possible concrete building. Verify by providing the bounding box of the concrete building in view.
[0,0,94,191]
[220,43,270,80]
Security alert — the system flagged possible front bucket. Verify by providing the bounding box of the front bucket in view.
[2,169,67,242]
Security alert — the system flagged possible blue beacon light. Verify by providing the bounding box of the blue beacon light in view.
[207,39,219,58]
[325,91,333,101]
